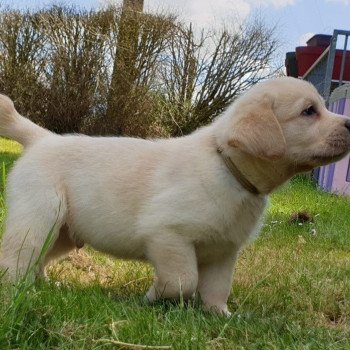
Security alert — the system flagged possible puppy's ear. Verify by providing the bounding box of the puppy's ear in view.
[228,97,286,160]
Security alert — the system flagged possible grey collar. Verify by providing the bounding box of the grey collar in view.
[217,147,260,195]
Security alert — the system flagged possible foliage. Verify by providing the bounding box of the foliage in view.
[0,5,279,137]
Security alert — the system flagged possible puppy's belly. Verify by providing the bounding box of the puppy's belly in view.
[76,227,146,260]
[67,211,146,260]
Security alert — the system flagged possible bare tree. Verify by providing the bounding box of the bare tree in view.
[105,0,144,135]
[0,6,279,137]
[104,2,175,136]
[38,6,111,133]
[0,10,47,122]
[159,18,279,135]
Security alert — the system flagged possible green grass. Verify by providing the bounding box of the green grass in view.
[0,138,349,349]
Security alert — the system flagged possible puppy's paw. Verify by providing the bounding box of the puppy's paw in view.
[222,309,232,318]
[203,303,232,317]
[144,287,157,303]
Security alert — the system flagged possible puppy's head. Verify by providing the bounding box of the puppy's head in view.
[225,77,350,171]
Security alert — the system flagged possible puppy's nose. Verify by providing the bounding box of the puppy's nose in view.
[346,119,350,131]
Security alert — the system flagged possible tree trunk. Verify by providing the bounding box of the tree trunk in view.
[105,0,144,135]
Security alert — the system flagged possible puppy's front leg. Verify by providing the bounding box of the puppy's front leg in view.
[197,249,239,317]
[145,234,198,302]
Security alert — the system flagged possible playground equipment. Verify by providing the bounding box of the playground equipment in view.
[286,29,350,196]
[318,84,350,195]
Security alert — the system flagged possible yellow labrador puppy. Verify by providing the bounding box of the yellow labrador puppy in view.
[0,77,349,316]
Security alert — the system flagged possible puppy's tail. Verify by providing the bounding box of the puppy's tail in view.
[0,94,50,148]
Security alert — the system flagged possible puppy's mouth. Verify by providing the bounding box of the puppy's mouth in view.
[312,150,349,164]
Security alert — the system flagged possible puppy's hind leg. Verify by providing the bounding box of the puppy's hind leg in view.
[0,180,67,282]
[43,223,80,269]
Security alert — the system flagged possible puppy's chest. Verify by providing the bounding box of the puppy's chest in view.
[219,194,268,246]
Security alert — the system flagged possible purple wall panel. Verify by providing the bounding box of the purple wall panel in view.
[330,98,345,114]
[326,164,336,191]
[337,99,345,114]
[319,166,325,188]
[344,99,350,117]
[318,98,345,191]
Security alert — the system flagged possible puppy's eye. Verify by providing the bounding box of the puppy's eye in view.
[302,106,317,117]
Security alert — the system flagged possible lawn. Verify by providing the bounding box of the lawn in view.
[0,138,349,349]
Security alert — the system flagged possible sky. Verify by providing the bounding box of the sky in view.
[1,0,350,58]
